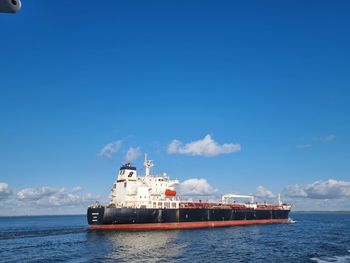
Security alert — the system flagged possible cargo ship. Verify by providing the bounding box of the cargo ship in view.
[87,155,291,230]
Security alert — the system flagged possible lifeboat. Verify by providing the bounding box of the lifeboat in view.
[165,189,176,197]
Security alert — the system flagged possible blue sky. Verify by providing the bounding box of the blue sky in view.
[1,0,350,214]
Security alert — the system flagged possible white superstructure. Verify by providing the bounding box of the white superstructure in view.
[107,154,292,211]
[109,154,180,209]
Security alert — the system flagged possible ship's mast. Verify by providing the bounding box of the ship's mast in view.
[144,153,154,176]
[278,194,282,206]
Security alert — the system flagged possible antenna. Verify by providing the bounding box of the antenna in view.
[144,153,154,176]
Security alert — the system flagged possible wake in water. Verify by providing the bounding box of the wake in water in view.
[288,218,297,223]
[311,250,350,263]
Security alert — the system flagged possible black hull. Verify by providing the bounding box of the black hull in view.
[87,207,290,229]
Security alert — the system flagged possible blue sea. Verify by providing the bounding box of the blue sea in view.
[0,213,349,262]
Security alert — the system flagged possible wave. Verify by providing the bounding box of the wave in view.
[311,250,350,263]
[0,227,87,240]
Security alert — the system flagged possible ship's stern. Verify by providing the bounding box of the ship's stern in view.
[87,206,105,225]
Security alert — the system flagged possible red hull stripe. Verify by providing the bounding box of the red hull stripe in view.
[89,219,289,230]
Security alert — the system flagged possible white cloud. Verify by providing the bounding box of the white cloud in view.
[37,189,80,207]
[85,193,100,201]
[296,144,312,149]
[283,184,308,198]
[254,186,276,199]
[167,140,182,154]
[178,178,218,196]
[99,139,122,158]
[293,198,350,211]
[307,179,350,199]
[0,182,13,200]
[72,186,82,193]
[17,187,58,201]
[16,186,99,207]
[283,179,350,199]
[125,146,141,162]
[321,134,336,143]
[295,134,336,150]
[3,177,350,215]
[167,135,241,157]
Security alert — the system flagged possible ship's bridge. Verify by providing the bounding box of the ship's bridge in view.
[117,163,138,182]
[120,163,136,171]
[109,155,180,209]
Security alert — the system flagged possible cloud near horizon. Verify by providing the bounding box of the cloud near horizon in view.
[283,179,350,199]
[2,178,350,215]
[0,182,13,200]
[16,186,100,207]
[167,135,241,157]
[0,183,100,216]
[72,186,82,193]
[99,139,123,159]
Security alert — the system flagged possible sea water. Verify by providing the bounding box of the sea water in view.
[0,213,349,262]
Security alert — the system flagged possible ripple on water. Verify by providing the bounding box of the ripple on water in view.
[0,213,350,263]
